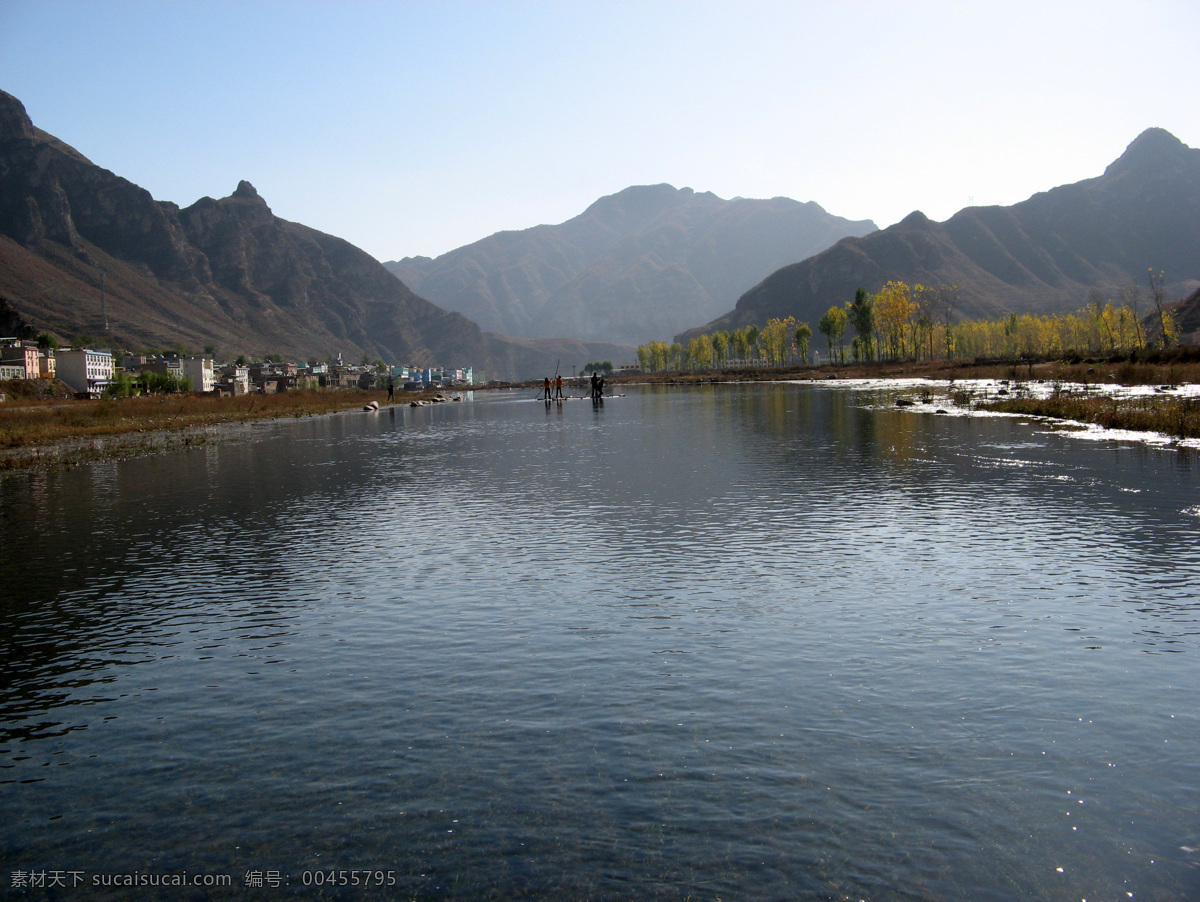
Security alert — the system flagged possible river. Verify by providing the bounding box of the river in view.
[2,382,1198,900]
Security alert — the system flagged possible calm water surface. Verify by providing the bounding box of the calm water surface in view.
[2,382,1198,900]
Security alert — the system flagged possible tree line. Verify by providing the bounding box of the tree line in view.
[636,273,1180,373]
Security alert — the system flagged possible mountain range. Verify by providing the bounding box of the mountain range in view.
[682,128,1200,342]
[4,83,1196,375]
[0,89,628,381]
[386,185,875,347]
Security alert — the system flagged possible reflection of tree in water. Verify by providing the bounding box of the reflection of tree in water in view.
[724,382,933,480]
[720,382,1200,649]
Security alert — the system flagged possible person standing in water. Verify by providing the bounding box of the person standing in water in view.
[554,374,564,401]
[543,376,552,401]
[590,372,600,403]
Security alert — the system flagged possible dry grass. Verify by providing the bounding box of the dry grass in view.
[0,389,387,448]
[0,388,421,470]
[977,394,1200,440]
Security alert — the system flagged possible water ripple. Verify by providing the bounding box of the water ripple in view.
[1,384,1198,900]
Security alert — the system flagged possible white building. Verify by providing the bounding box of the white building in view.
[181,357,215,393]
[56,348,114,398]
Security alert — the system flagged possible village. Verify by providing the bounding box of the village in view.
[0,337,476,399]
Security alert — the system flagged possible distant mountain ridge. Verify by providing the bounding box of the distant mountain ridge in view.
[1174,285,1200,342]
[0,89,627,380]
[683,128,1200,342]
[385,184,876,347]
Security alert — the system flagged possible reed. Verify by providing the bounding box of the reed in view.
[978,394,1200,440]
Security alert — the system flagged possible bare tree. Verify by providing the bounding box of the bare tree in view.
[1148,268,1174,348]
[1120,283,1144,349]
[936,284,959,358]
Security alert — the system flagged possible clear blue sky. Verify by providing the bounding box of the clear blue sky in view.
[2,0,1197,263]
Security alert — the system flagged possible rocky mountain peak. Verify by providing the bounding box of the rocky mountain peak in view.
[1104,127,1194,178]
[0,89,93,163]
[0,90,36,142]
[582,183,702,232]
[223,180,272,219]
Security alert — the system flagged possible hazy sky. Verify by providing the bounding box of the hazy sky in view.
[2,1,1197,263]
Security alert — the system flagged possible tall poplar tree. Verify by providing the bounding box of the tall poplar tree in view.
[847,287,875,362]
[818,306,848,364]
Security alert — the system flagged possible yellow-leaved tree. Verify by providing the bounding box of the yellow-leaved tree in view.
[760,316,797,365]
[687,334,715,369]
[817,306,848,364]
[874,281,917,359]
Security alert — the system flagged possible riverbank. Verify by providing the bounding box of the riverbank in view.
[615,352,1200,388]
[0,386,450,472]
[5,352,1200,471]
[978,392,1200,441]
[607,354,1200,443]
